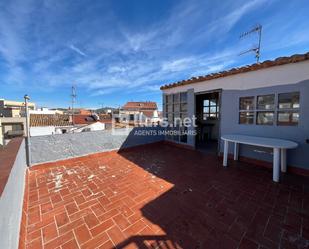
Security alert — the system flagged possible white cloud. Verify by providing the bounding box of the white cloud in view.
[0,0,307,106]
[69,44,87,57]
[161,58,195,72]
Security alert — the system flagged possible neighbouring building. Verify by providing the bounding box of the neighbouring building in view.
[160,52,309,171]
[29,113,110,136]
[0,117,26,146]
[30,114,73,136]
[71,122,106,133]
[77,109,92,115]
[0,99,35,117]
[29,107,64,115]
[73,113,112,130]
[119,101,161,125]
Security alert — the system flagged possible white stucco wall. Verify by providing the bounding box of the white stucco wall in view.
[162,60,309,94]
[0,139,27,249]
[30,126,55,136]
[84,122,105,131]
[73,122,105,132]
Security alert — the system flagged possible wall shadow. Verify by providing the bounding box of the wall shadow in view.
[118,126,164,151]
[116,140,309,249]
[116,142,245,249]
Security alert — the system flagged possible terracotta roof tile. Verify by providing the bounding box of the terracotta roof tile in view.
[73,114,112,125]
[122,102,157,110]
[30,114,72,127]
[160,52,309,90]
[141,110,155,118]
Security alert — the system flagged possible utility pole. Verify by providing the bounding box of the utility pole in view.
[24,94,31,167]
[71,86,77,126]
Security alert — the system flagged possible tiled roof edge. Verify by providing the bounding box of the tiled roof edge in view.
[160,52,309,90]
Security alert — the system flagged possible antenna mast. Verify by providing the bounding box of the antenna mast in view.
[239,24,262,63]
[71,85,77,125]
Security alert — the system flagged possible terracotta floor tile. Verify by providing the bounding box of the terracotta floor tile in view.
[61,239,79,249]
[27,229,41,242]
[84,211,100,229]
[107,225,126,246]
[123,220,147,237]
[58,218,85,235]
[41,201,53,214]
[20,143,309,249]
[91,202,106,217]
[44,231,74,249]
[55,212,69,228]
[238,237,259,249]
[97,240,115,249]
[80,231,109,249]
[112,214,131,230]
[90,218,114,237]
[74,224,92,245]
[42,222,58,243]
[65,202,79,215]
[26,237,42,249]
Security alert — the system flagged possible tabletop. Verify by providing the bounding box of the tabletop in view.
[221,134,298,149]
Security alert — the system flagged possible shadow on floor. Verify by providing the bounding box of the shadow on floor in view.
[116,143,309,249]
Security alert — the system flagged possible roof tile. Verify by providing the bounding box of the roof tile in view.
[160,51,309,90]
[30,114,71,127]
[122,102,157,110]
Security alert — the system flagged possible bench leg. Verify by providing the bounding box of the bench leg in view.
[234,142,239,161]
[273,148,280,182]
[281,149,287,173]
[223,140,228,167]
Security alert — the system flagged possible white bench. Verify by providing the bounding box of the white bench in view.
[221,134,298,182]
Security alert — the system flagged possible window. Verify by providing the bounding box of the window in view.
[180,92,188,112]
[257,112,274,125]
[278,112,299,126]
[278,92,300,126]
[164,92,188,143]
[167,113,173,123]
[173,93,180,103]
[180,92,187,102]
[203,98,219,120]
[238,92,300,126]
[240,96,254,110]
[165,95,173,114]
[256,94,275,125]
[278,92,299,109]
[239,112,254,124]
[173,93,180,115]
[257,94,275,110]
[239,97,254,124]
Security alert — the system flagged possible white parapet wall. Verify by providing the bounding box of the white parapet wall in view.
[0,138,27,249]
[30,126,56,136]
[30,127,165,165]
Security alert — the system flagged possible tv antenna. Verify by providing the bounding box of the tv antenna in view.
[239,24,262,63]
[71,85,77,125]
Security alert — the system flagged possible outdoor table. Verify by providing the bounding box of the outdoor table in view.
[221,134,298,182]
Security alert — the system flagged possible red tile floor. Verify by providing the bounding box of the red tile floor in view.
[21,143,309,249]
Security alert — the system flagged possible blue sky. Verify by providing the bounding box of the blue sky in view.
[0,0,308,110]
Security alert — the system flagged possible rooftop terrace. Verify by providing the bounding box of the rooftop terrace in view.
[19,143,309,249]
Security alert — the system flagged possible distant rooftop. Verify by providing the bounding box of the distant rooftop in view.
[123,102,157,110]
[73,114,112,125]
[30,114,71,127]
[0,98,35,107]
